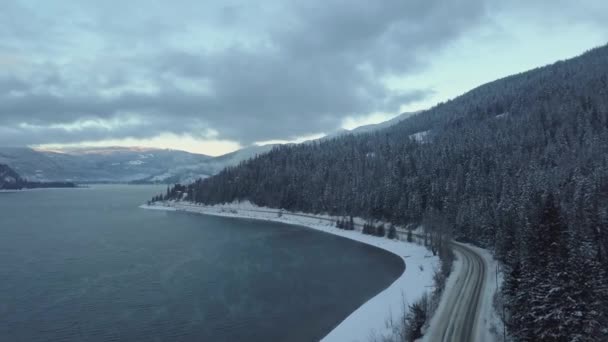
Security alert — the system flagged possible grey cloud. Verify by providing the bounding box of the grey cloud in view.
[0,0,491,146]
[0,76,28,93]
[491,0,608,29]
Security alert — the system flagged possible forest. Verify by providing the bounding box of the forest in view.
[162,45,608,340]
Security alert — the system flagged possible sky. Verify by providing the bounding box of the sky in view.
[0,1,607,156]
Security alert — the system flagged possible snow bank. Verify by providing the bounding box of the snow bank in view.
[140,204,177,211]
[141,201,439,342]
[420,251,464,342]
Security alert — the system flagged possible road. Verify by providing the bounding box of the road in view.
[424,242,487,342]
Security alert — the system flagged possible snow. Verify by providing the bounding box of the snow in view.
[420,251,464,341]
[409,130,430,143]
[421,242,504,342]
[141,201,439,342]
[148,169,209,183]
[150,172,174,182]
[127,160,144,165]
[142,204,177,211]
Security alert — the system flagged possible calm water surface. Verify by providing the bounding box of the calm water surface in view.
[0,185,403,342]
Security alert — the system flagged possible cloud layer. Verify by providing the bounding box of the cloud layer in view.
[0,0,606,150]
[0,0,488,147]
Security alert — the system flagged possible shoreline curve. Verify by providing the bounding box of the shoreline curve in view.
[141,201,438,342]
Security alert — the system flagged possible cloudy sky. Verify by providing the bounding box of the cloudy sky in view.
[1,1,607,156]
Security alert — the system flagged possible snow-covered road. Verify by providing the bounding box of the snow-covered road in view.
[423,241,496,342]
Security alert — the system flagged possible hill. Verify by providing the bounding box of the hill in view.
[0,164,23,189]
[0,147,212,183]
[0,164,75,190]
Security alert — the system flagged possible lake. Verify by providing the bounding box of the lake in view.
[0,185,403,341]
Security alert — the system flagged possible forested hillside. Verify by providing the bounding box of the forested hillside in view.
[0,164,24,189]
[164,45,608,340]
[0,164,76,190]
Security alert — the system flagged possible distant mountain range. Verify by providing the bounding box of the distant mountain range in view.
[0,147,210,184]
[0,113,412,184]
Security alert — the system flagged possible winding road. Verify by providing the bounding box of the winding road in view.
[423,242,488,342]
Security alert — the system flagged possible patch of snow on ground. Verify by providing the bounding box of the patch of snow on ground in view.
[141,204,177,211]
[141,201,439,342]
[150,172,174,182]
[409,130,430,143]
[420,250,464,342]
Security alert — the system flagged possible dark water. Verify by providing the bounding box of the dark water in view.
[0,185,403,342]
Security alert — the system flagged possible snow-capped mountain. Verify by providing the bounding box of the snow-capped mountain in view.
[0,147,211,183]
[0,145,280,184]
[0,112,411,183]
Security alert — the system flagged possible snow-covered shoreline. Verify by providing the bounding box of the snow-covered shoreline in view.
[141,201,439,342]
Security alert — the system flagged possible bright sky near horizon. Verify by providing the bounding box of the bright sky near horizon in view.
[1,1,607,156]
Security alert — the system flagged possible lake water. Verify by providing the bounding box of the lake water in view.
[0,185,403,342]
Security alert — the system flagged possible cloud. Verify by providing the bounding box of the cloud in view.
[5,0,603,150]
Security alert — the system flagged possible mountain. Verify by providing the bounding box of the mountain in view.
[336,111,416,136]
[0,145,280,184]
[161,115,415,182]
[0,163,75,189]
[313,112,416,143]
[0,111,413,183]
[0,147,211,183]
[137,144,280,184]
[164,44,608,341]
[148,113,415,182]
